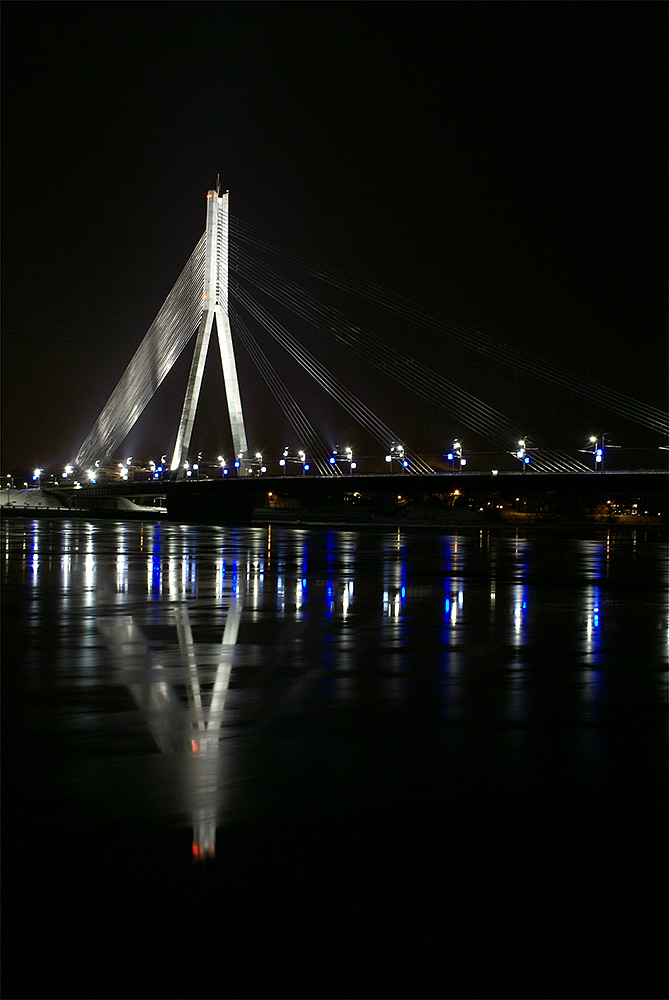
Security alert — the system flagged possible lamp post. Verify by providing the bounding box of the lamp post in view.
[591,434,604,472]
[446,440,463,473]
[580,434,618,472]
[515,438,532,474]
[385,442,406,473]
[343,446,356,474]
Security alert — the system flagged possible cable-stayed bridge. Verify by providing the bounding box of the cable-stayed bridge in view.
[74,185,668,485]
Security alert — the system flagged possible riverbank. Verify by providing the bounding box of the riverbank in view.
[1,501,664,533]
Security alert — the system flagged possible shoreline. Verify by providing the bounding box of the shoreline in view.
[1,502,665,534]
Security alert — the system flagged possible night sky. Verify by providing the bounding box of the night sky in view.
[2,2,667,475]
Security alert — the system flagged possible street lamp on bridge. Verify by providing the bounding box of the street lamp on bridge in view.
[514,438,533,473]
[278,447,311,476]
[385,442,408,473]
[446,440,465,473]
[579,434,618,472]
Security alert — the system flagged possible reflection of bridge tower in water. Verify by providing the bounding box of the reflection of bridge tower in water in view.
[98,587,243,860]
[177,598,243,858]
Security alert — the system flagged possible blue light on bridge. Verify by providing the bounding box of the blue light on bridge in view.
[223,468,229,475]
[234,460,240,468]
[524,456,531,465]
[402,459,409,468]
[304,464,310,472]
[446,453,453,461]
[329,456,336,465]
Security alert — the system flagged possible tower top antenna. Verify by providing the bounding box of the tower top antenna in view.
[215,174,221,195]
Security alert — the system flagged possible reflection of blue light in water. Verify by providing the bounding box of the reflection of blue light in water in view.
[326,582,334,616]
[585,586,602,653]
[443,589,463,628]
[512,585,528,639]
[150,527,162,595]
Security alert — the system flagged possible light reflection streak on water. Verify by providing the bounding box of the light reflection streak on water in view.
[30,523,39,583]
[581,537,607,582]
[512,584,528,642]
[150,525,162,596]
[581,583,605,711]
[383,534,406,619]
[116,550,128,594]
[61,523,72,592]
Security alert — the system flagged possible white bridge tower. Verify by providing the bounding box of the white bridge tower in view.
[171,185,248,477]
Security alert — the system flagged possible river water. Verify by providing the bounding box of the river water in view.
[2,517,667,999]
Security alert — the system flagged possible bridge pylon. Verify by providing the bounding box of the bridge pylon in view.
[74,185,248,480]
[171,188,248,478]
